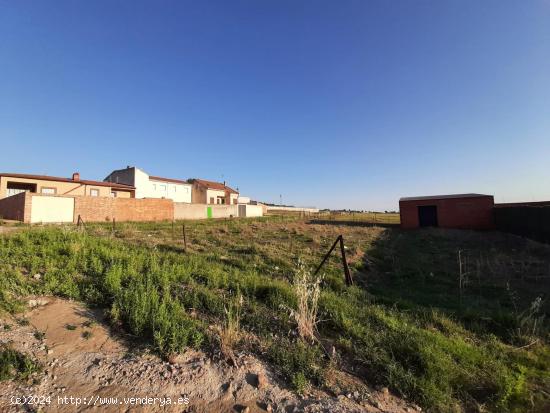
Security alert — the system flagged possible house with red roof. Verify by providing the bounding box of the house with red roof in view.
[0,172,135,199]
[189,178,239,205]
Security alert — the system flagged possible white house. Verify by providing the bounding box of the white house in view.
[104,166,192,203]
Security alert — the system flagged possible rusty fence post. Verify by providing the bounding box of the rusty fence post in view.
[77,214,86,230]
[339,235,353,286]
[182,223,187,253]
[313,235,353,286]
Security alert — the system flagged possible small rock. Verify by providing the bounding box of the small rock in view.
[353,391,360,399]
[381,387,389,397]
[266,404,273,412]
[47,349,54,355]
[242,407,250,413]
[257,372,268,389]
[28,298,48,307]
[33,273,42,280]
[347,393,352,399]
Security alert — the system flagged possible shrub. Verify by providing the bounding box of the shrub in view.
[0,346,41,381]
[269,340,326,393]
[219,292,243,361]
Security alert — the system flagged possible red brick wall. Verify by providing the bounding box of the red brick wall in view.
[400,196,494,230]
[74,197,173,223]
[114,198,173,222]
[0,192,32,222]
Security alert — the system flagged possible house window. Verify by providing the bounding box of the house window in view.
[41,187,56,195]
[233,198,237,205]
[209,197,214,204]
[160,185,166,191]
[6,182,36,196]
[153,184,157,190]
[217,196,225,205]
[90,189,99,197]
[111,191,117,198]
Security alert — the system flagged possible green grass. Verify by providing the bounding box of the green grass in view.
[0,219,548,412]
[0,346,42,381]
[315,211,401,224]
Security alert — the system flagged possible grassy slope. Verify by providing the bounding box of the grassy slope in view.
[0,217,548,412]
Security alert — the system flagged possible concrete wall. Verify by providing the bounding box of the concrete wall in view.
[31,196,75,223]
[400,196,494,230]
[174,203,263,219]
[243,204,263,217]
[210,204,239,218]
[0,192,30,222]
[265,206,320,214]
[174,203,209,220]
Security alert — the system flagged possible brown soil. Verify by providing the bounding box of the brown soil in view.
[0,298,421,412]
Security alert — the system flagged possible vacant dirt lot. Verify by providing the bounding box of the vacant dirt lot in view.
[0,297,419,413]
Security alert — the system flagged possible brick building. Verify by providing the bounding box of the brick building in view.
[399,194,494,230]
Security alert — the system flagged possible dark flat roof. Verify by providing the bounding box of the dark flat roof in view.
[400,193,493,202]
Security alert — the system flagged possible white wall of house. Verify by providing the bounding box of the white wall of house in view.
[206,189,226,204]
[133,168,150,199]
[106,167,191,203]
[148,179,191,203]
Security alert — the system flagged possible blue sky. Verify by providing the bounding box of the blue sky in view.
[1,1,549,210]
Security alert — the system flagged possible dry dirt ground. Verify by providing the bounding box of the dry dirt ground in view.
[0,298,421,413]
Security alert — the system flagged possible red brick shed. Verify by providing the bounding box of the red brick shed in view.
[399,194,494,230]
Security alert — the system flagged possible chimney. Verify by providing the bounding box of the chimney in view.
[72,172,80,181]
[223,180,226,186]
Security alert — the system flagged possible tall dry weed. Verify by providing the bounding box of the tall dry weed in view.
[293,259,322,343]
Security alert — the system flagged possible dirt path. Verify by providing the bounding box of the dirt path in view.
[0,298,420,412]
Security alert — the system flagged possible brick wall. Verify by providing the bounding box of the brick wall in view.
[114,198,173,222]
[74,197,173,223]
[400,196,494,230]
[0,192,32,222]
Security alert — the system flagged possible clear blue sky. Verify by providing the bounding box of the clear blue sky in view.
[1,1,549,210]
